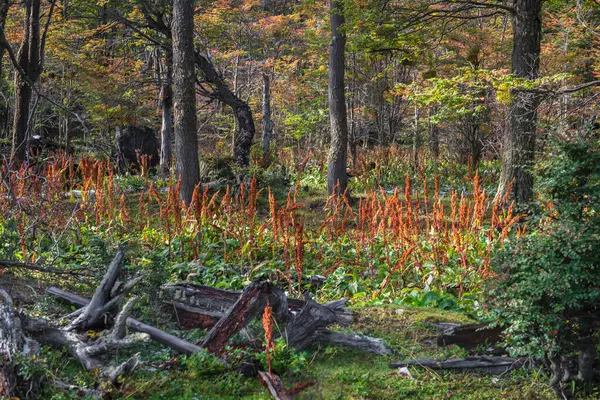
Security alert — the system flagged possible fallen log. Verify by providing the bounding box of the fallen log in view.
[54,282,392,357]
[283,297,391,355]
[168,279,390,355]
[437,323,503,351]
[161,281,306,329]
[316,330,392,355]
[201,281,289,354]
[22,297,149,383]
[390,356,530,375]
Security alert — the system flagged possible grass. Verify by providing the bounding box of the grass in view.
[26,299,562,400]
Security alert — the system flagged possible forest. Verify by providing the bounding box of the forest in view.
[0,0,599,398]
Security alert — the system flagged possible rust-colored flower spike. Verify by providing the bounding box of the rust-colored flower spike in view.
[119,194,131,226]
[262,303,274,374]
[295,217,305,287]
[268,187,278,242]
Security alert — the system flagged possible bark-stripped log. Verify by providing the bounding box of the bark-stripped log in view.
[47,286,203,355]
[390,356,531,375]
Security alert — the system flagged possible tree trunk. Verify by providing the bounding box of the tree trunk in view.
[349,52,357,168]
[172,0,200,204]
[327,0,348,196]
[160,48,173,175]
[0,290,23,398]
[262,72,273,157]
[11,0,41,163]
[0,0,9,79]
[577,335,596,382]
[412,105,419,170]
[428,107,440,161]
[496,0,542,203]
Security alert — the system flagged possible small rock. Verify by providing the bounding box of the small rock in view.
[396,367,416,380]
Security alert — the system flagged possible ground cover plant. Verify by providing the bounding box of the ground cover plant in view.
[1,142,597,399]
[1,0,600,397]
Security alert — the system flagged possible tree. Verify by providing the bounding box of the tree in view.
[0,0,9,79]
[384,0,542,203]
[136,1,257,168]
[194,52,256,167]
[327,0,348,196]
[11,0,55,163]
[159,47,173,175]
[496,0,542,203]
[262,71,273,157]
[172,0,199,204]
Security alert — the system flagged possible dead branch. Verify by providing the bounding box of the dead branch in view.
[47,286,204,355]
[0,259,92,277]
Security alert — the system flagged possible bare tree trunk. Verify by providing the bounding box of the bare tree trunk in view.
[160,48,173,175]
[262,72,273,157]
[428,107,440,161]
[349,52,357,168]
[577,335,596,382]
[0,290,23,398]
[11,0,41,163]
[327,0,348,196]
[496,0,541,203]
[412,105,419,170]
[0,0,9,79]
[172,0,200,204]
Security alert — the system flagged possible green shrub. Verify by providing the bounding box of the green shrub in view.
[255,338,309,376]
[489,134,600,397]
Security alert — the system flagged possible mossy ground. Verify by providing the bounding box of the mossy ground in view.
[27,299,570,400]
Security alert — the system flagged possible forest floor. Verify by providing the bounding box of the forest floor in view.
[4,271,564,400]
[3,155,598,399]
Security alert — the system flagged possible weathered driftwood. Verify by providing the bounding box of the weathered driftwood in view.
[2,285,147,397]
[316,330,392,355]
[68,248,142,330]
[22,297,149,383]
[47,286,203,355]
[6,251,158,387]
[437,323,503,350]
[390,356,530,375]
[283,298,391,355]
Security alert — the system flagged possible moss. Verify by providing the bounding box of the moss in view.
[26,302,584,400]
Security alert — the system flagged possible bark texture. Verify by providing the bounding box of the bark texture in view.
[327,0,348,196]
[138,4,256,168]
[390,356,529,375]
[496,0,542,203]
[48,286,204,355]
[262,72,273,157]
[0,0,9,78]
[0,290,23,397]
[11,0,41,162]
[172,0,200,204]
[160,48,174,175]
